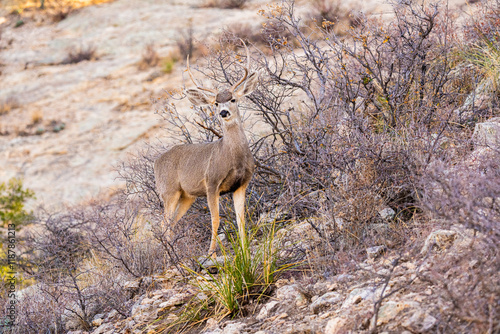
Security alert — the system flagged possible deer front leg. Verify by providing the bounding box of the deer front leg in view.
[233,185,248,248]
[206,190,220,259]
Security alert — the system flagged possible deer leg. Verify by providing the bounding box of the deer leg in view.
[206,190,220,259]
[233,185,248,248]
[173,196,196,223]
[163,191,181,239]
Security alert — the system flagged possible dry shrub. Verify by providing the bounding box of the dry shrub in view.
[61,45,97,65]
[138,43,160,70]
[0,96,19,115]
[306,0,359,35]
[420,152,500,333]
[202,0,249,9]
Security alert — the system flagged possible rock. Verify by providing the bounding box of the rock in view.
[366,245,386,259]
[341,287,379,309]
[310,292,341,314]
[376,301,412,325]
[336,274,354,283]
[257,300,280,320]
[198,256,224,269]
[204,318,220,332]
[124,280,141,290]
[421,230,457,254]
[141,297,155,305]
[472,118,500,148]
[158,293,191,308]
[276,284,301,301]
[221,322,246,334]
[402,308,437,332]
[324,317,347,334]
[93,323,114,334]
[379,207,396,220]
[131,303,157,322]
[92,317,103,327]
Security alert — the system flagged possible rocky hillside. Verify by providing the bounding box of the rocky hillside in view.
[0,0,272,207]
[2,1,498,334]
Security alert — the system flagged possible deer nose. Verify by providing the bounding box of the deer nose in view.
[220,109,230,118]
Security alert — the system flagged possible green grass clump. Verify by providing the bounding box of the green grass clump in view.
[160,218,297,332]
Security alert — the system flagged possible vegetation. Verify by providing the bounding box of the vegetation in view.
[1,0,499,333]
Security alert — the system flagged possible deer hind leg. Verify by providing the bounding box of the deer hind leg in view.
[163,191,181,239]
[233,184,248,248]
[173,195,195,223]
[206,190,220,259]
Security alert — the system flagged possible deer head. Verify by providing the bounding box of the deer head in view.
[184,41,258,127]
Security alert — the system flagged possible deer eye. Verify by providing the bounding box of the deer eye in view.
[231,99,236,103]
[215,102,219,107]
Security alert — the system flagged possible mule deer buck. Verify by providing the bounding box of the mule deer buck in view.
[154,42,258,258]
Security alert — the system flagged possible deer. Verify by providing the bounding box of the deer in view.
[154,42,258,259]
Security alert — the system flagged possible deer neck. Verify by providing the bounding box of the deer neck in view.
[221,121,249,154]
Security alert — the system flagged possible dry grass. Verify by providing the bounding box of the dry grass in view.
[138,43,160,70]
[60,45,96,64]
[0,96,19,115]
[30,110,43,124]
[201,0,248,9]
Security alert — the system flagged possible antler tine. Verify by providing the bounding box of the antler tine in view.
[229,39,250,93]
[186,56,218,95]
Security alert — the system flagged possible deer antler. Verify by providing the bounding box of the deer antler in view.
[229,39,250,93]
[186,56,218,95]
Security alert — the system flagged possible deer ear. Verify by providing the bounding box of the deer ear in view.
[184,89,214,106]
[234,72,259,99]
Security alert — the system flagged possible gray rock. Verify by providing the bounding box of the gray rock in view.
[379,207,396,220]
[324,317,347,334]
[472,118,500,148]
[421,230,457,254]
[158,293,191,308]
[402,309,437,332]
[366,245,386,259]
[221,322,246,334]
[124,280,141,290]
[341,287,377,309]
[256,300,280,320]
[310,292,341,314]
[275,284,300,301]
[335,274,354,283]
[93,323,114,334]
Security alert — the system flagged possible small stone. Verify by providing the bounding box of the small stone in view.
[336,274,354,283]
[92,317,103,327]
[221,322,246,334]
[310,292,342,314]
[158,293,191,308]
[256,300,279,320]
[324,317,347,334]
[141,297,155,305]
[124,280,140,290]
[421,230,456,254]
[472,119,500,148]
[379,207,395,220]
[366,245,386,259]
[402,309,437,332]
[341,287,376,309]
[275,284,301,301]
